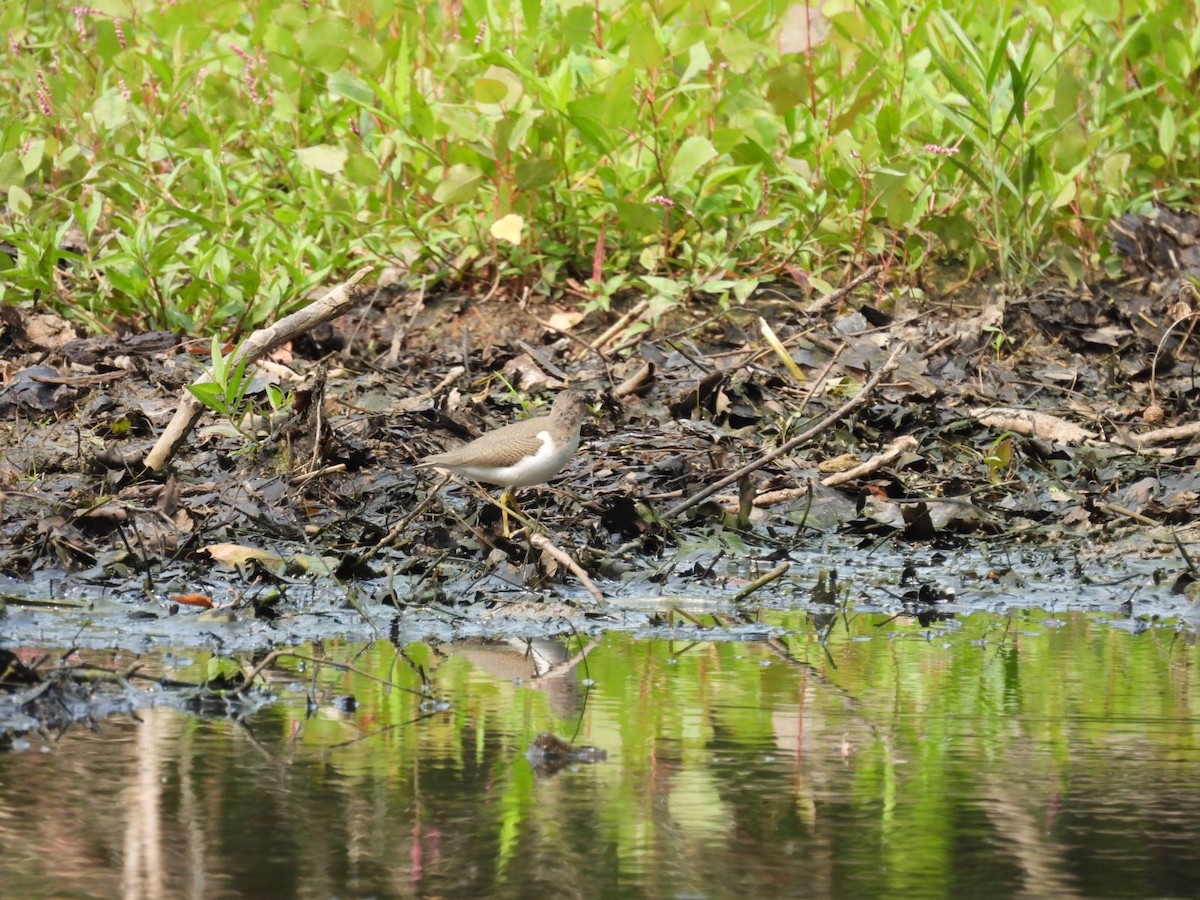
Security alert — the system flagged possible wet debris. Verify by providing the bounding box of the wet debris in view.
[526,731,608,776]
[1,222,1200,645]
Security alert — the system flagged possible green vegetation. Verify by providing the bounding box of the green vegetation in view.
[1,0,1197,334]
[187,334,289,441]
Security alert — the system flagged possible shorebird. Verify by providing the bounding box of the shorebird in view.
[417,390,586,535]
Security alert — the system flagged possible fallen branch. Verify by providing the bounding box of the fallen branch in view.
[395,365,466,413]
[663,344,907,521]
[359,475,451,562]
[731,562,790,602]
[821,435,919,487]
[747,436,919,507]
[806,264,883,315]
[613,361,656,399]
[591,299,649,353]
[1131,420,1200,448]
[530,533,606,604]
[1095,502,1158,527]
[971,406,1096,445]
[143,266,373,472]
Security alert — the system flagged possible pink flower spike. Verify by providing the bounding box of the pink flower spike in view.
[648,195,675,208]
[923,144,958,156]
[36,69,52,115]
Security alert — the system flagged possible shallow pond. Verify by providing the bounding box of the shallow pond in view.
[3,607,1200,898]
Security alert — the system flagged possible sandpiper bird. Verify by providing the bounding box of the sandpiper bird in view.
[417,389,586,535]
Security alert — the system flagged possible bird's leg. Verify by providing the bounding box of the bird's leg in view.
[499,488,512,537]
[496,489,533,537]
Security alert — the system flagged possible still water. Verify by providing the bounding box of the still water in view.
[3,609,1199,898]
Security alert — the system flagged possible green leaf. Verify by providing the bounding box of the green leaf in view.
[717,25,759,73]
[669,136,718,189]
[630,20,664,69]
[296,145,348,174]
[680,40,713,84]
[83,193,103,239]
[19,139,45,175]
[209,335,226,384]
[7,185,30,216]
[876,104,899,151]
[641,275,688,296]
[1159,108,1177,156]
[515,157,558,190]
[432,164,484,203]
[328,71,375,106]
[187,381,228,414]
[297,15,353,72]
[565,95,613,153]
[520,0,542,28]
[344,154,380,186]
[613,198,661,237]
[0,151,20,190]
[474,65,523,113]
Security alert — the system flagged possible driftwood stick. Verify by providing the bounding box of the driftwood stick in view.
[750,436,918,507]
[663,344,906,521]
[592,300,649,351]
[530,533,606,604]
[821,435,919,487]
[613,361,656,398]
[731,562,790,602]
[1132,420,1200,447]
[806,264,883,315]
[144,267,373,472]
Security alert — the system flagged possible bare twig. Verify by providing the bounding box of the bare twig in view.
[289,463,348,487]
[589,300,649,352]
[386,273,427,366]
[821,435,919,487]
[731,562,790,602]
[359,475,452,562]
[806,264,883,315]
[1095,502,1158,527]
[613,361,656,398]
[393,366,467,413]
[795,343,845,417]
[532,313,612,368]
[235,648,430,698]
[1133,420,1200,447]
[529,533,606,604]
[144,267,373,472]
[663,344,907,521]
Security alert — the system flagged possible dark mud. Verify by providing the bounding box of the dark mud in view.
[4,208,1200,736]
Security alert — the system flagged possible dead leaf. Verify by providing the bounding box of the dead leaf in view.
[170,593,214,608]
[491,213,524,245]
[779,3,830,55]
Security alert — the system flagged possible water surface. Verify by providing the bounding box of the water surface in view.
[3,609,1198,898]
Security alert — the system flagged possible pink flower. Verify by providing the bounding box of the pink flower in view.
[244,65,261,104]
[36,69,52,115]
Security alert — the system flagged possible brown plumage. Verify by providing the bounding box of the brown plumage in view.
[417,390,585,486]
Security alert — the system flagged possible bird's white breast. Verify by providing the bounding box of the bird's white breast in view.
[452,429,578,487]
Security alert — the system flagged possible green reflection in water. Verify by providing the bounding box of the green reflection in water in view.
[2,609,1199,898]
